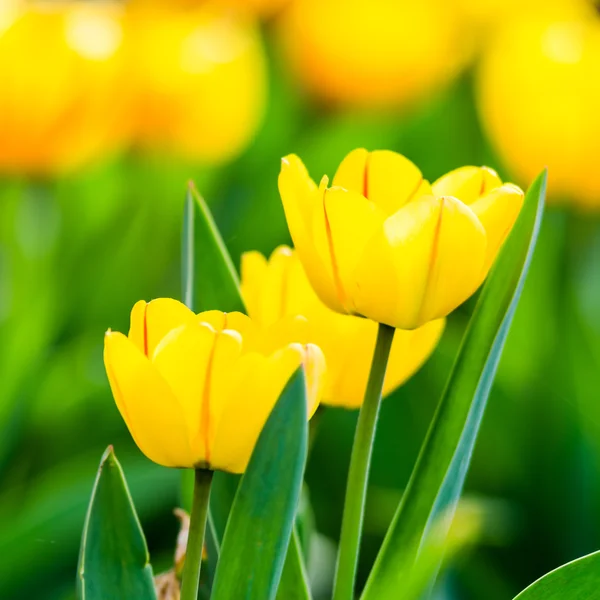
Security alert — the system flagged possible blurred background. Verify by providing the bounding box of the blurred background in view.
[1,0,600,598]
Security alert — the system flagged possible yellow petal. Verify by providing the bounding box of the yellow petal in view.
[416,196,488,324]
[196,310,227,330]
[432,166,502,205]
[240,250,269,325]
[210,343,324,473]
[128,298,195,357]
[351,195,486,329]
[241,246,293,327]
[363,151,426,214]
[317,315,377,409]
[470,183,524,273]
[332,147,369,195]
[333,148,430,213]
[279,155,343,312]
[321,186,386,313]
[259,315,310,355]
[319,316,444,408]
[151,321,216,463]
[383,318,445,396]
[208,352,267,474]
[104,331,193,468]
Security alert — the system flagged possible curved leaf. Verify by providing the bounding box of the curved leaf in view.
[211,369,308,600]
[277,529,312,600]
[362,171,547,598]
[77,446,156,600]
[182,182,245,313]
[513,550,600,600]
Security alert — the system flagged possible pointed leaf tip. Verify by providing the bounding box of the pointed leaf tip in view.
[78,449,157,600]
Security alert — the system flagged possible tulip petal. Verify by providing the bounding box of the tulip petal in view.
[383,318,445,396]
[470,183,524,273]
[333,149,429,214]
[322,186,386,312]
[416,196,488,324]
[210,343,324,473]
[209,352,267,474]
[432,166,502,205]
[151,321,217,462]
[318,316,377,409]
[241,246,293,327]
[240,250,269,325]
[259,315,310,355]
[352,195,486,329]
[320,316,444,408]
[128,298,195,357]
[332,147,369,195]
[104,331,193,468]
[279,155,343,312]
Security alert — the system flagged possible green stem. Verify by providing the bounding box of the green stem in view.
[180,469,214,600]
[332,323,395,600]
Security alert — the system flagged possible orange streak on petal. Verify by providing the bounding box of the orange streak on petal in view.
[323,189,349,311]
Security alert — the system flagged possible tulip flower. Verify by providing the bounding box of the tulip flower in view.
[125,4,266,164]
[277,0,471,108]
[279,149,524,330]
[104,299,324,473]
[241,246,444,408]
[476,2,600,208]
[0,1,132,176]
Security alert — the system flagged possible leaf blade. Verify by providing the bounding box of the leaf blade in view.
[77,447,157,600]
[362,171,547,598]
[513,550,600,600]
[182,183,245,314]
[276,529,313,600]
[211,369,308,600]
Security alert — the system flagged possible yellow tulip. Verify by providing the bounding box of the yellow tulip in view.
[0,1,132,176]
[125,4,266,164]
[242,246,444,409]
[104,299,324,473]
[278,149,524,330]
[277,0,471,108]
[476,1,600,208]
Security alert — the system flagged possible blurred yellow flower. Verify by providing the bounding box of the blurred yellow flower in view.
[0,1,132,176]
[279,149,524,330]
[477,1,600,208]
[125,4,266,164]
[277,0,471,108]
[104,299,324,473]
[242,246,444,409]
[129,0,291,19]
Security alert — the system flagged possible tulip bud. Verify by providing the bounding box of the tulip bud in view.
[278,150,524,330]
[104,300,324,473]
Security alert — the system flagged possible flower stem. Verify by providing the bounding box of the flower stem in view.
[180,468,213,600]
[332,323,395,600]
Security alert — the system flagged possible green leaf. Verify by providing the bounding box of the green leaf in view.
[211,369,309,600]
[512,550,600,599]
[182,182,245,313]
[277,529,312,600]
[77,447,157,600]
[362,171,547,599]
[210,470,242,540]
